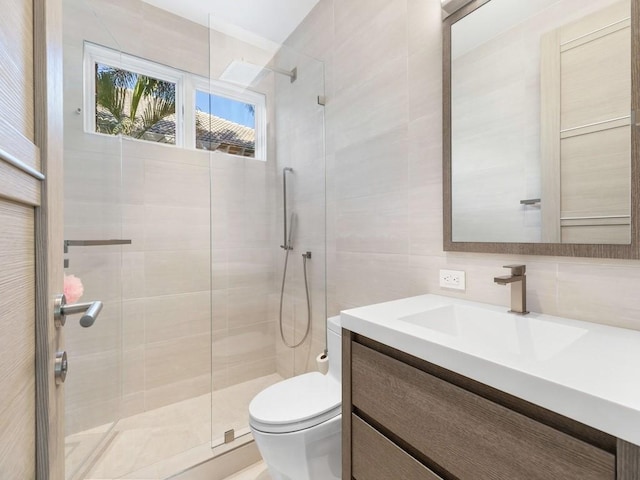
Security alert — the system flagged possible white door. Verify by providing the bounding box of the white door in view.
[0,0,64,479]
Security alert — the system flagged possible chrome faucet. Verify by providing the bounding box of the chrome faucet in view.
[493,265,529,315]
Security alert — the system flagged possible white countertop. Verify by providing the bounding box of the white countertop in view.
[341,294,640,446]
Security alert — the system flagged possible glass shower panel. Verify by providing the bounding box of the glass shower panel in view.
[62,1,125,477]
[208,13,327,452]
[273,47,327,380]
[63,1,213,478]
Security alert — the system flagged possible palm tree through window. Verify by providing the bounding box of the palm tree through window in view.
[95,63,177,144]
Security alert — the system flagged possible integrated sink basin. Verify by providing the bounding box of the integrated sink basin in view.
[340,294,640,446]
[399,304,588,361]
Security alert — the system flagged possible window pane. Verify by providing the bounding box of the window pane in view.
[95,63,176,144]
[195,91,256,157]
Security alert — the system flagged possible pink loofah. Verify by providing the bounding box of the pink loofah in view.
[64,274,84,303]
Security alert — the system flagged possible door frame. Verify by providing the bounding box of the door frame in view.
[34,0,65,478]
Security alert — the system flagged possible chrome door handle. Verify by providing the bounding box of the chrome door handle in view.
[54,293,103,328]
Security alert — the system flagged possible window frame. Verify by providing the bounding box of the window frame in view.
[84,42,185,146]
[189,75,267,160]
[83,42,267,160]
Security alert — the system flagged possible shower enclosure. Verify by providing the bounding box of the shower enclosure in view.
[62,1,326,478]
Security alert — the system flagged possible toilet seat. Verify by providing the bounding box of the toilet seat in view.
[249,372,341,434]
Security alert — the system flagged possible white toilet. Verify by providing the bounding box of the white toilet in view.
[249,316,342,480]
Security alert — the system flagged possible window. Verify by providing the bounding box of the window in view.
[193,84,266,159]
[94,63,177,144]
[84,43,267,160]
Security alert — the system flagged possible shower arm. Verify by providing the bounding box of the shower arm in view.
[281,168,294,250]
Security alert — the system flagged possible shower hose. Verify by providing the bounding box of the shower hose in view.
[278,221,312,348]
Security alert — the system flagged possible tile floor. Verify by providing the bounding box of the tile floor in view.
[67,374,282,480]
[223,462,271,480]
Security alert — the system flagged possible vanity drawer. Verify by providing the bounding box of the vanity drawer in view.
[352,414,442,480]
[351,342,615,480]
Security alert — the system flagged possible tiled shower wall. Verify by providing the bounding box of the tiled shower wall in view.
[271,49,328,377]
[286,0,640,332]
[63,0,278,434]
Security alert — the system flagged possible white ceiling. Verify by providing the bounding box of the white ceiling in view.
[141,0,319,50]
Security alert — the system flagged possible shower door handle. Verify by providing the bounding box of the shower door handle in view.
[54,293,103,328]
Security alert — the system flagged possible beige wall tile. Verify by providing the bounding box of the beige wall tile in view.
[123,348,145,397]
[284,0,334,60]
[334,252,410,310]
[145,374,211,411]
[144,159,210,209]
[409,49,442,123]
[225,358,277,388]
[121,393,146,419]
[335,127,409,200]
[211,290,229,332]
[143,205,210,252]
[65,302,122,357]
[333,0,403,47]
[65,350,121,434]
[121,251,146,300]
[144,250,210,297]
[408,116,442,189]
[222,322,276,367]
[65,252,123,303]
[557,262,640,330]
[227,288,270,328]
[329,53,409,152]
[64,149,123,204]
[64,201,123,242]
[145,292,211,344]
[333,0,407,93]
[123,299,145,349]
[409,184,443,257]
[336,192,409,255]
[408,0,442,55]
[144,334,211,391]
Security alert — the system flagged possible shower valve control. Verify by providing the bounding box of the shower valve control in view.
[303,251,311,259]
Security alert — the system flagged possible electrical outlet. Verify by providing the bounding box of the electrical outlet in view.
[439,269,466,290]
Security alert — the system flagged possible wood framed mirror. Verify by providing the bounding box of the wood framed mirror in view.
[443,0,640,258]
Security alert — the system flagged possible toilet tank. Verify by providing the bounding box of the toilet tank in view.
[327,316,342,382]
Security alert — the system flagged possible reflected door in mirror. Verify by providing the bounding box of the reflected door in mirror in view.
[541,1,631,244]
[450,0,631,245]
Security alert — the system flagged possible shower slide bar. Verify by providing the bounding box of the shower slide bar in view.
[280,168,294,250]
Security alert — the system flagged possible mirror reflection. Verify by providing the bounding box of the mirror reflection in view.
[451,0,631,244]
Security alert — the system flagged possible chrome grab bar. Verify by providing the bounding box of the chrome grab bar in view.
[54,294,103,328]
[64,239,132,253]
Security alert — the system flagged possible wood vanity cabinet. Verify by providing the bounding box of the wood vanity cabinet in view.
[342,331,640,480]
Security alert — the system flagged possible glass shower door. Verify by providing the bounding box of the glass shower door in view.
[63,0,216,478]
[208,12,327,452]
[62,4,126,472]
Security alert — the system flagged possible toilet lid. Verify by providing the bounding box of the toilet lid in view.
[249,372,341,434]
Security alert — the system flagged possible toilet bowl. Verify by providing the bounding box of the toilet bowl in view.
[249,316,342,480]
